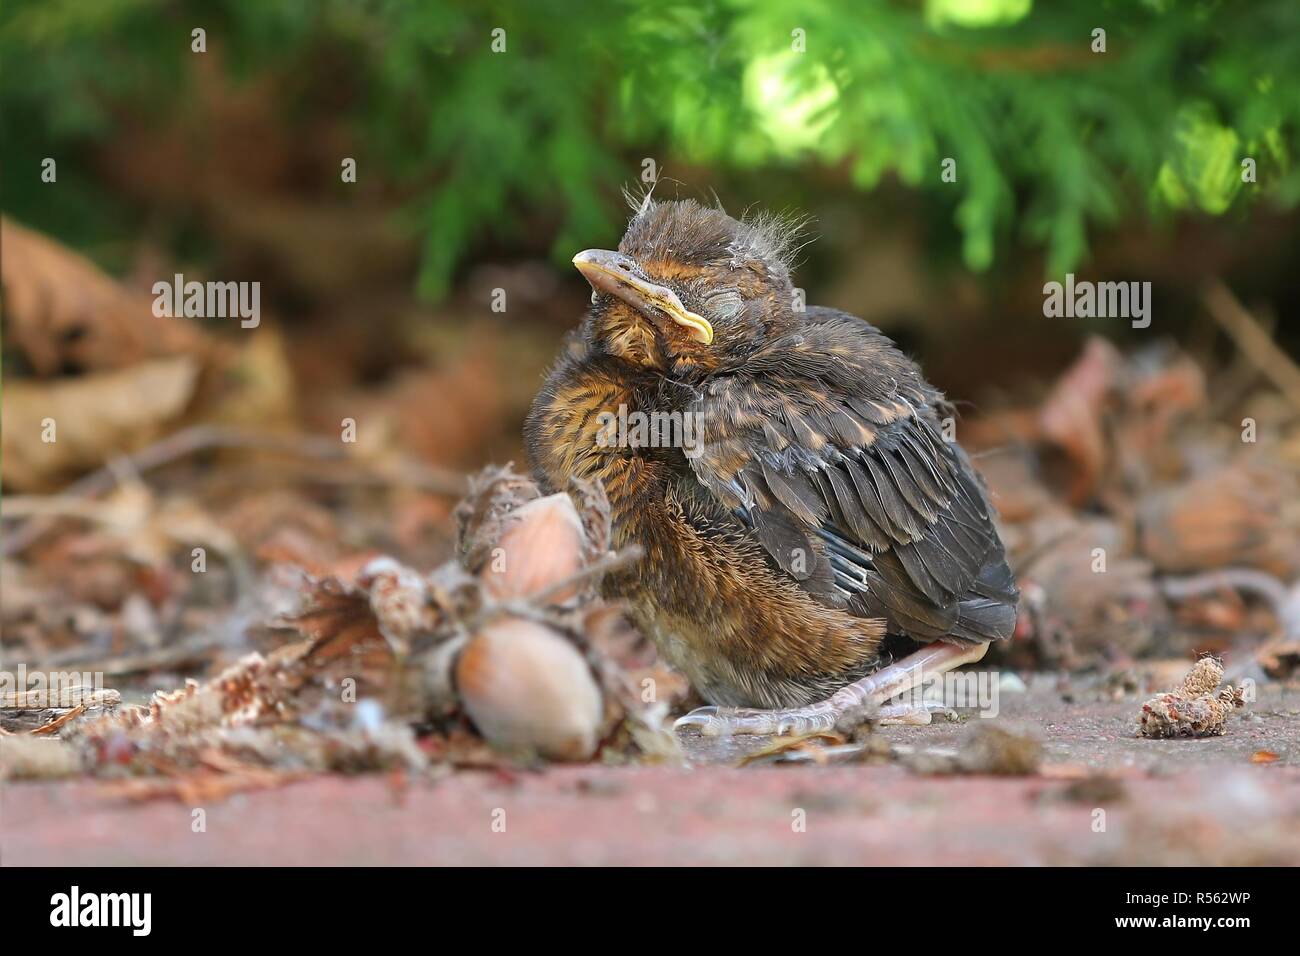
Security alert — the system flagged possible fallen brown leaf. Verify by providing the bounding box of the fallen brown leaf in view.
[1,217,207,376]
[2,356,200,491]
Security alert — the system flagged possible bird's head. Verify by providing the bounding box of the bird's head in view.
[574,198,805,375]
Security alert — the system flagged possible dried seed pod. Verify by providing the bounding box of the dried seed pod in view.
[478,493,588,603]
[455,465,543,571]
[456,617,603,761]
[1179,656,1224,697]
[1137,656,1245,738]
[358,556,437,645]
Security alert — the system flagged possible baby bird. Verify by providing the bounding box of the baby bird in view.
[525,197,1017,734]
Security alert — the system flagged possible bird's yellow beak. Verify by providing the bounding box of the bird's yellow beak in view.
[573,249,714,345]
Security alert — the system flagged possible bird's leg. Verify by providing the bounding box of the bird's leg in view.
[674,641,988,736]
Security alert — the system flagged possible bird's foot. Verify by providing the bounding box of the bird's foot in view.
[673,641,988,737]
[673,704,837,737]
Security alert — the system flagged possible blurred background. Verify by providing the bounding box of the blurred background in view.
[3,0,1299,685]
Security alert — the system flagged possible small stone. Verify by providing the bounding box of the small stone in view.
[998,672,1027,694]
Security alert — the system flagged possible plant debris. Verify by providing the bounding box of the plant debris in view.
[0,686,121,733]
[0,467,679,794]
[896,723,1044,776]
[1137,656,1246,738]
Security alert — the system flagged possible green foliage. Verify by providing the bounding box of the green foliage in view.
[1155,102,1243,214]
[3,0,1299,292]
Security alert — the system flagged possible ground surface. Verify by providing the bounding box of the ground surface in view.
[4,680,1300,865]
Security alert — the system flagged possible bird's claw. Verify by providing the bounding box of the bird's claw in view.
[673,704,838,737]
[671,705,718,733]
[674,706,775,736]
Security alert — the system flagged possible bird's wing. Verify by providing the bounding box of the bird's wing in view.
[688,316,1017,643]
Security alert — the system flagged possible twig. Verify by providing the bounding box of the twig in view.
[203,461,468,494]
[0,688,120,733]
[2,424,467,556]
[30,704,86,736]
[0,498,121,521]
[1159,567,1290,607]
[18,631,236,675]
[1160,567,1300,640]
[1202,279,1300,411]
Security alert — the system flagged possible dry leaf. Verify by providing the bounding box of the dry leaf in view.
[1,217,206,376]
[2,356,199,490]
[1140,462,1300,576]
[1038,337,1122,505]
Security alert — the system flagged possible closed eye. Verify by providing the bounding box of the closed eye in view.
[703,289,743,320]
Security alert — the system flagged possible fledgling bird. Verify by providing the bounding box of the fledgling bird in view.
[525,197,1018,735]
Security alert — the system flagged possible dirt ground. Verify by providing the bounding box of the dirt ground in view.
[4,678,1298,866]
